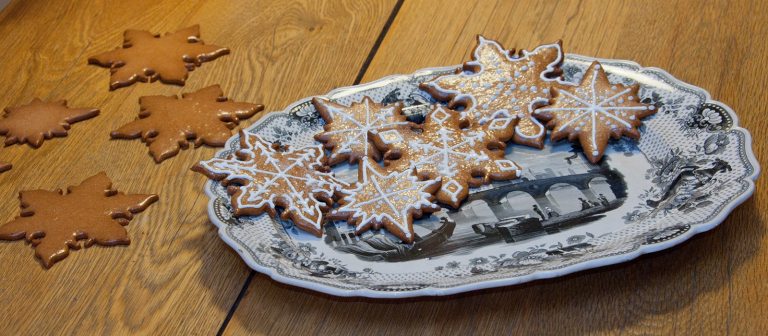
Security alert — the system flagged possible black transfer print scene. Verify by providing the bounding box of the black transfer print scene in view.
[324,140,628,262]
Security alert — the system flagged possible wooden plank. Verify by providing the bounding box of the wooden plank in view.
[0,0,396,334]
[223,0,768,335]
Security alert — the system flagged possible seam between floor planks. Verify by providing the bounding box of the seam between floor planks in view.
[215,1,405,334]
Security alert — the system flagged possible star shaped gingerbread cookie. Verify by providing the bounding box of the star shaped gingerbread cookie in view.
[111,85,263,163]
[192,131,347,236]
[534,62,656,163]
[330,158,441,243]
[0,172,158,268]
[420,36,563,148]
[0,99,99,148]
[312,97,413,165]
[371,105,521,208]
[88,25,229,90]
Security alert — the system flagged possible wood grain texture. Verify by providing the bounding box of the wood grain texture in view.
[224,0,768,335]
[0,0,396,335]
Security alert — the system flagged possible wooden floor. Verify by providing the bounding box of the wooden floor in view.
[0,0,765,335]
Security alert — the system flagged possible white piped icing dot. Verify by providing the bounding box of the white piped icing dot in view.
[514,106,521,111]
[592,150,599,156]
[617,98,624,104]
[520,85,527,91]
[482,104,489,109]
[611,86,617,91]
[595,64,601,70]
[543,88,549,94]
[521,65,529,71]
[628,96,634,100]
[630,115,636,120]
[648,105,655,110]
[530,86,538,92]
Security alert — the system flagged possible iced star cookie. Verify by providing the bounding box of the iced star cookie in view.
[534,62,656,163]
[420,36,563,148]
[371,105,522,208]
[312,97,414,165]
[330,158,441,243]
[192,131,347,237]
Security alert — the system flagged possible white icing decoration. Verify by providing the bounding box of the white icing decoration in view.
[441,179,463,202]
[495,160,521,172]
[376,129,404,144]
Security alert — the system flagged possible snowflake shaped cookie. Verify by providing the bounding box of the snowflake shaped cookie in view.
[371,105,522,208]
[420,36,563,148]
[88,25,229,90]
[312,97,413,165]
[111,85,263,163]
[330,158,440,243]
[0,99,99,148]
[534,62,656,163]
[0,172,157,268]
[192,131,347,236]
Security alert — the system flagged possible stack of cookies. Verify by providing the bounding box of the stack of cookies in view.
[194,36,657,243]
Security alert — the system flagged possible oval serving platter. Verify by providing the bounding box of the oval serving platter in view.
[202,54,759,298]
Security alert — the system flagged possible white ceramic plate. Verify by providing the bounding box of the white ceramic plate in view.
[201,54,759,298]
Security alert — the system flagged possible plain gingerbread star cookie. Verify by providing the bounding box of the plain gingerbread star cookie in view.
[534,62,656,163]
[0,172,158,268]
[111,85,263,163]
[88,25,229,90]
[0,98,99,148]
